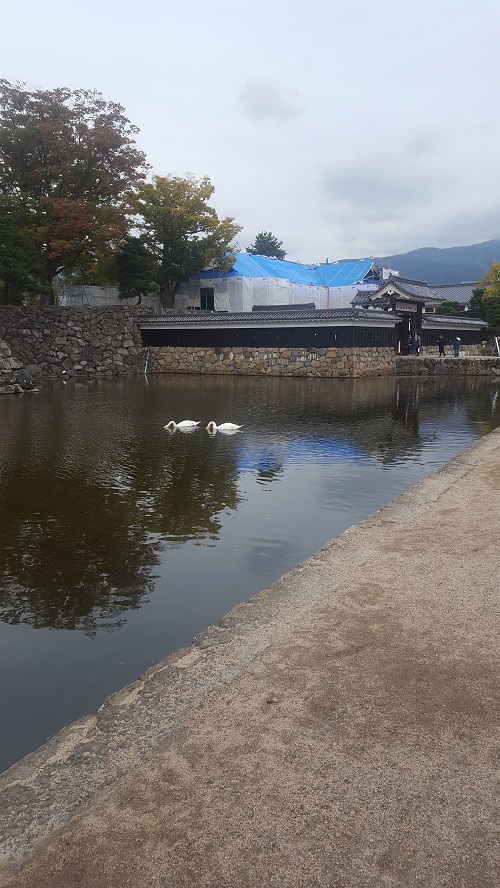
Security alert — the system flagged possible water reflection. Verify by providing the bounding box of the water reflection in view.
[0,419,158,633]
[0,388,241,633]
[147,436,240,541]
[0,375,499,636]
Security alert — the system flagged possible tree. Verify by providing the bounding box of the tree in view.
[478,261,500,300]
[468,288,485,318]
[483,296,500,335]
[136,175,241,310]
[246,230,286,259]
[435,300,461,316]
[0,80,148,303]
[0,197,43,303]
[116,236,156,304]
[475,262,500,335]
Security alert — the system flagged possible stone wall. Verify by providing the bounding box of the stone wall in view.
[151,345,396,378]
[420,344,482,357]
[396,355,500,377]
[3,306,494,390]
[0,306,148,389]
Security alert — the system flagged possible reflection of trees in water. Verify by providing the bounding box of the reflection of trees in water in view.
[256,462,284,485]
[0,460,158,634]
[1,375,498,633]
[462,380,500,432]
[0,398,240,633]
[145,437,240,541]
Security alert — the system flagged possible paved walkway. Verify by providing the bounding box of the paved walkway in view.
[1,430,500,887]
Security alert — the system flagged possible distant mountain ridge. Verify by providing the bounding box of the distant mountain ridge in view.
[381,240,500,285]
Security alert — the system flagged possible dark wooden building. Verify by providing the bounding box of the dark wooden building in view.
[352,276,485,353]
[138,307,398,350]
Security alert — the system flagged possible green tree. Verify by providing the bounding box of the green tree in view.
[435,300,461,316]
[483,296,500,335]
[247,230,286,259]
[468,288,485,318]
[136,175,241,310]
[116,236,156,304]
[0,80,148,303]
[0,197,43,303]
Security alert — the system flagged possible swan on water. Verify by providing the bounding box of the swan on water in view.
[164,420,201,430]
[206,421,242,432]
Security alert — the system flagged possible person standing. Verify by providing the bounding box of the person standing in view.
[438,335,445,357]
[453,336,461,357]
[415,333,422,356]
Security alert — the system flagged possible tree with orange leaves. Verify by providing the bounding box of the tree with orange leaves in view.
[0,80,149,303]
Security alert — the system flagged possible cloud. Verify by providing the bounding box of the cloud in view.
[403,131,439,157]
[321,149,453,223]
[426,206,500,250]
[237,79,304,121]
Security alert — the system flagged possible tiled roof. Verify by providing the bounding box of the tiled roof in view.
[431,283,477,305]
[352,275,442,305]
[251,303,316,312]
[138,308,396,327]
[421,314,485,329]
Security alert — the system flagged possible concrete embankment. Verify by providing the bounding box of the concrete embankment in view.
[1,431,500,887]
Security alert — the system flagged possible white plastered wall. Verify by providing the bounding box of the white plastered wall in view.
[175,277,331,311]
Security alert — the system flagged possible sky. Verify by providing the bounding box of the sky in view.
[3,0,500,263]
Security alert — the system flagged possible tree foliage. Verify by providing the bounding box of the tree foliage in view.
[136,175,241,309]
[472,262,500,335]
[478,261,500,300]
[115,236,156,304]
[483,296,500,335]
[0,198,43,303]
[247,230,286,260]
[468,288,485,318]
[0,80,148,302]
[435,300,461,316]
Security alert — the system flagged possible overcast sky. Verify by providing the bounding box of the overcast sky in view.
[3,0,500,263]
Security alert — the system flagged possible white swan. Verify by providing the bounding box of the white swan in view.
[164,420,201,430]
[206,421,242,432]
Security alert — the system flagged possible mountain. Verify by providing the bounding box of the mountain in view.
[381,240,500,285]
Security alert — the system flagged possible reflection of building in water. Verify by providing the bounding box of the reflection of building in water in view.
[393,383,420,432]
[235,377,492,473]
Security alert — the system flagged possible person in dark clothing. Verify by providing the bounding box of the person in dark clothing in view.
[438,335,446,357]
[407,334,414,355]
[453,336,461,357]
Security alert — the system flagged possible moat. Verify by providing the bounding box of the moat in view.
[1,373,499,772]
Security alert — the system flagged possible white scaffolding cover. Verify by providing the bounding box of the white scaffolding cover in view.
[175,277,331,311]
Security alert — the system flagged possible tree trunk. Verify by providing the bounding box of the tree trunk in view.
[43,250,57,306]
[159,283,175,311]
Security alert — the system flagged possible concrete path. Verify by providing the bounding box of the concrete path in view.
[1,430,500,887]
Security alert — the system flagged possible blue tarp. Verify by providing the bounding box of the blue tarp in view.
[192,254,377,287]
[312,259,376,287]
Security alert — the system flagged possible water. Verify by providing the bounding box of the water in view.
[1,374,499,773]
